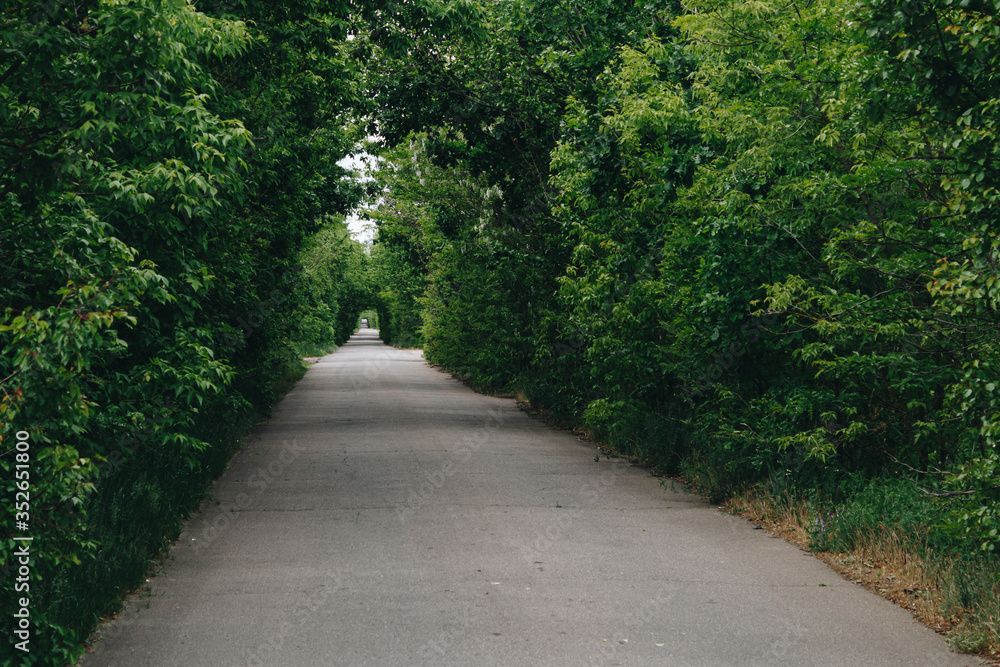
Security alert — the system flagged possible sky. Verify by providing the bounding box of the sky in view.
[337,152,376,246]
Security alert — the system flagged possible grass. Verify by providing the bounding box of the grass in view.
[271,357,310,397]
[723,480,1000,663]
[293,341,339,358]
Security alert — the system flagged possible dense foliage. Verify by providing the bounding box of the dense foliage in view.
[2,0,999,661]
[0,1,373,662]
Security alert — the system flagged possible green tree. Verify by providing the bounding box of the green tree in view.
[1,1,251,660]
[1,0,374,660]
[864,0,1000,550]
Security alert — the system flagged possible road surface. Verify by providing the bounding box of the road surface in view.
[81,328,980,666]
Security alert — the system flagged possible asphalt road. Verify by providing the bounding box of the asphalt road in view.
[81,328,982,666]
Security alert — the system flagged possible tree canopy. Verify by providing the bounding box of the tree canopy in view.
[2,0,999,662]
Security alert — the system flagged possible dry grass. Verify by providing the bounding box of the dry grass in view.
[721,489,812,548]
[724,489,1000,664]
[817,531,949,633]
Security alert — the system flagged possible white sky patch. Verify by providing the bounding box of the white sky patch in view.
[337,152,375,246]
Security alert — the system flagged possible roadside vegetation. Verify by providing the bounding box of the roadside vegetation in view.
[2,0,999,663]
[363,0,1000,657]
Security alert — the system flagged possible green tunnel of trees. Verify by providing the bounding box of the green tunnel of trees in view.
[2,0,1000,662]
